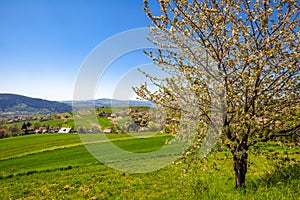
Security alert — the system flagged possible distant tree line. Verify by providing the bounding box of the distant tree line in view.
[0,125,22,138]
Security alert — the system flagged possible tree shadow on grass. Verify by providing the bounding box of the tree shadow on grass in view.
[247,162,300,191]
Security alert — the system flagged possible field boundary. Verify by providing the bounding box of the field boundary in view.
[0,134,169,161]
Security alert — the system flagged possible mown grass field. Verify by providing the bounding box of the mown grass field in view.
[0,133,299,199]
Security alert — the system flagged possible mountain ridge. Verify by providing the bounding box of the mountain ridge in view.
[0,94,154,116]
[0,94,72,116]
[62,98,155,109]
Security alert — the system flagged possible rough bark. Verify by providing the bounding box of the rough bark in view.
[233,152,248,188]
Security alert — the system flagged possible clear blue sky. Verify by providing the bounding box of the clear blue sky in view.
[0,0,158,101]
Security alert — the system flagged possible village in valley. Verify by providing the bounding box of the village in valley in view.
[0,106,180,139]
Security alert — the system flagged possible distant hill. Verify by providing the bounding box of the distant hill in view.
[63,98,155,110]
[0,94,72,116]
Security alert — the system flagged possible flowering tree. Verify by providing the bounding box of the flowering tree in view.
[134,0,300,188]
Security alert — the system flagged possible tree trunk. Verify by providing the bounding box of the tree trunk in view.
[233,152,248,188]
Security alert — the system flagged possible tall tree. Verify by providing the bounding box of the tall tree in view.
[135,0,300,188]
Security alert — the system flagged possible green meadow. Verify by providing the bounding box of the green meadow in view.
[0,134,299,199]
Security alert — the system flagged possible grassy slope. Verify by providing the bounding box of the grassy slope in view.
[0,133,173,177]
[0,134,299,200]
[0,134,81,160]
